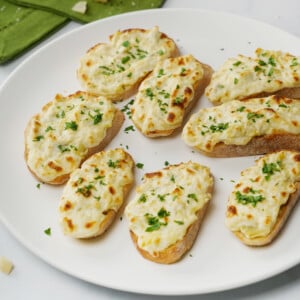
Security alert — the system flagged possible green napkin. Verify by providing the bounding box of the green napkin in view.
[0,0,67,64]
[7,0,166,23]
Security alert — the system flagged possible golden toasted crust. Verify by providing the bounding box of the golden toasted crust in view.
[24,108,124,185]
[196,133,300,158]
[233,182,300,246]
[129,201,210,264]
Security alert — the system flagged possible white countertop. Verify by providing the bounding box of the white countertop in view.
[1,0,300,299]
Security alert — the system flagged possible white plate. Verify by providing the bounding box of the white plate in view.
[1,8,300,296]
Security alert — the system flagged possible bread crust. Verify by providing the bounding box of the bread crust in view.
[195,133,300,158]
[24,108,124,185]
[129,200,210,264]
[232,182,300,246]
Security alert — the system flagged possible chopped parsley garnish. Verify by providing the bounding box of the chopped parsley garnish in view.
[107,159,120,168]
[145,88,154,99]
[157,49,164,55]
[99,65,115,75]
[122,40,130,47]
[233,61,242,67]
[65,121,78,131]
[121,99,134,118]
[174,220,184,225]
[235,190,264,207]
[157,68,165,78]
[121,56,130,64]
[138,194,147,203]
[36,183,41,189]
[237,106,246,112]
[290,57,298,67]
[58,144,72,153]
[44,227,51,236]
[234,78,239,85]
[247,112,264,122]
[209,122,229,133]
[124,125,135,133]
[136,162,144,169]
[45,126,54,132]
[180,67,187,75]
[76,184,94,197]
[279,103,288,108]
[164,161,170,166]
[174,96,184,104]
[262,161,282,181]
[32,135,44,142]
[158,194,168,202]
[187,193,198,202]
[170,175,175,183]
[157,207,170,218]
[145,208,170,232]
[89,111,103,125]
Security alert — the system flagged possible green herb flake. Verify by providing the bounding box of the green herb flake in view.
[121,56,130,64]
[157,68,165,78]
[247,112,264,122]
[44,227,51,236]
[124,125,135,133]
[138,194,147,203]
[89,112,103,125]
[122,40,130,47]
[174,220,184,225]
[33,135,44,142]
[290,57,298,67]
[107,159,120,168]
[237,106,246,112]
[45,126,54,132]
[209,122,229,133]
[136,162,144,169]
[65,121,78,131]
[235,190,264,207]
[187,193,198,202]
[233,61,242,67]
[76,184,94,197]
[262,161,282,181]
[234,78,239,85]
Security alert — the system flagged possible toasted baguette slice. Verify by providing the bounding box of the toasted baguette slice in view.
[59,148,134,238]
[130,54,213,137]
[182,95,300,157]
[125,161,213,264]
[205,48,300,105]
[77,26,179,101]
[24,91,124,185]
[225,150,300,246]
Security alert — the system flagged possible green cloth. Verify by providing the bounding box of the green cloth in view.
[0,0,67,64]
[7,0,166,23]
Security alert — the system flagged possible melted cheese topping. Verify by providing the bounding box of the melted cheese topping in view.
[205,48,300,104]
[131,55,204,136]
[125,161,213,255]
[77,26,178,99]
[182,96,300,153]
[225,151,300,239]
[25,91,117,183]
[59,148,134,238]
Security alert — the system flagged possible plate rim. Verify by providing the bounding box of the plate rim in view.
[1,7,300,296]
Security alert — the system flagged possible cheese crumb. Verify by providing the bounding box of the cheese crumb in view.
[0,256,14,275]
[72,1,87,14]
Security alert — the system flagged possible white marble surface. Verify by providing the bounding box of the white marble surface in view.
[1,0,300,299]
